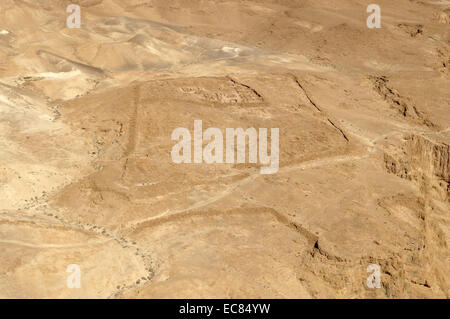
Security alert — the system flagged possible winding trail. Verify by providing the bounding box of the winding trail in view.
[124,153,370,231]
[0,238,113,249]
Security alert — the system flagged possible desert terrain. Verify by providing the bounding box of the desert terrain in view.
[0,0,449,298]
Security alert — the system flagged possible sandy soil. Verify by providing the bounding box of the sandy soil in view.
[0,0,449,298]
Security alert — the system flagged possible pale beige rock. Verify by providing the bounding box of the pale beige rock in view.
[0,0,449,298]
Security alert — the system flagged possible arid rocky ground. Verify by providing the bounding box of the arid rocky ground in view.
[0,0,449,298]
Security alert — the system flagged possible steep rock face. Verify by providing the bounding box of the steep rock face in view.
[384,133,449,201]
